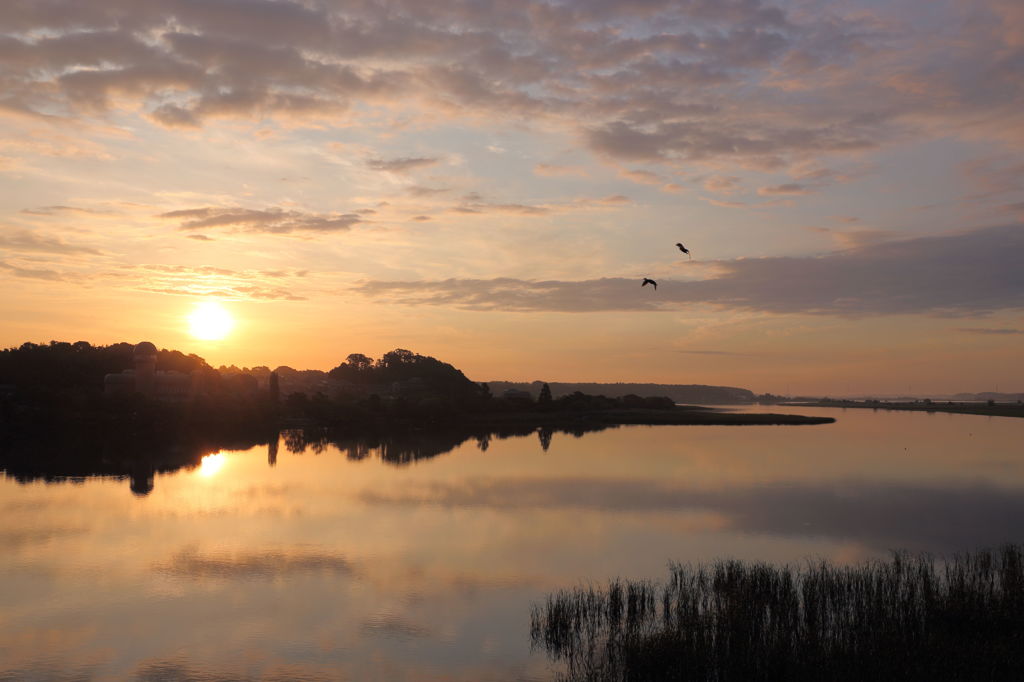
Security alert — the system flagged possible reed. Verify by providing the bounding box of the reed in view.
[531,545,1024,681]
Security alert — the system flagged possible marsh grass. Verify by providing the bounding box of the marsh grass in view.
[531,546,1024,681]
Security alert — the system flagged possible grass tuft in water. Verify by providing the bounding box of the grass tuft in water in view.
[531,545,1024,681]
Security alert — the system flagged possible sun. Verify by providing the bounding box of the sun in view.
[188,301,234,341]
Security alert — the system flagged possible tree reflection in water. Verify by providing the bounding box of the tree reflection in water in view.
[0,431,272,496]
[281,422,614,466]
[0,422,616,495]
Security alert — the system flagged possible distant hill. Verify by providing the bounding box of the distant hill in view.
[484,381,756,404]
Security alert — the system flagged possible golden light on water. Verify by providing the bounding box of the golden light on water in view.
[188,302,234,341]
[199,453,225,477]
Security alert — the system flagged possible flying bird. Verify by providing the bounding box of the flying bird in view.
[676,243,691,259]
[641,278,658,290]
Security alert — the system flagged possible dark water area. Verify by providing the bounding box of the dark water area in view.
[1,406,1021,680]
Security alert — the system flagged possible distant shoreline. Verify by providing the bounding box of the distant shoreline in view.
[790,400,1024,419]
[276,406,836,430]
[463,406,835,427]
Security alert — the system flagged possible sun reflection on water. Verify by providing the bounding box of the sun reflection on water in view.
[199,453,225,477]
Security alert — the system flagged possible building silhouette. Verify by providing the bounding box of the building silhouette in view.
[104,341,194,400]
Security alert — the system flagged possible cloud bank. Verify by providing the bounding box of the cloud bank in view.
[1,0,1020,176]
[114,263,308,301]
[160,207,362,234]
[353,224,1024,316]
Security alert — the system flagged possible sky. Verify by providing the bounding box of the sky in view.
[1,0,1022,395]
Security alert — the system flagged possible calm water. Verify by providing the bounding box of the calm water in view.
[2,406,1022,680]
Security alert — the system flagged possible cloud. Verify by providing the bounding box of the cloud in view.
[113,264,308,301]
[19,205,110,216]
[961,156,1024,201]
[587,120,874,164]
[452,201,552,216]
[448,193,630,217]
[703,197,749,209]
[957,327,1023,335]
[1,0,1016,177]
[620,170,690,194]
[0,260,64,281]
[535,163,589,177]
[352,224,1024,316]
[160,207,362,234]
[0,131,116,161]
[620,169,665,185]
[702,175,742,195]
[406,185,449,197]
[137,264,236,276]
[138,285,305,301]
[367,156,440,173]
[677,350,756,357]
[758,183,810,195]
[808,227,894,250]
[1,0,1021,213]
[0,228,100,255]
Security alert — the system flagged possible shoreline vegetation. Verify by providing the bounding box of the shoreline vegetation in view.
[532,546,1024,682]
[459,407,834,428]
[1,342,833,480]
[792,399,1024,419]
[0,342,831,438]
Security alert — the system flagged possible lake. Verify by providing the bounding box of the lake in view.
[2,406,1022,680]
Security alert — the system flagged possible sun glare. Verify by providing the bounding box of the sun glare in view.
[199,453,225,477]
[188,301,234,341]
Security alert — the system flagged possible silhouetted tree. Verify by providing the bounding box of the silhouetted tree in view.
[268,371,280,404]
[538,382,553,406]
[329,348,480,403]
[378,349,415,369]
[0,340,214,395]
[346,353,374,370]
[285,392,310,416]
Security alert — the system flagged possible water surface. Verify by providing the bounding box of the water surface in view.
[2,406,1021,680]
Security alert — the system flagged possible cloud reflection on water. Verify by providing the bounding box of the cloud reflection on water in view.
[2,410,1022,681]
[132,659,340,682]
[359,476,1024,554]
[154,548,356,580]
[361,613,432,639]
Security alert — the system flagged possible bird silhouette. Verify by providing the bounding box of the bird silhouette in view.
[676,243,691,259]
[641,277,658,290]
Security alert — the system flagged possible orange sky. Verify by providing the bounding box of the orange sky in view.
[1,0,1022,395]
